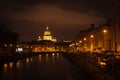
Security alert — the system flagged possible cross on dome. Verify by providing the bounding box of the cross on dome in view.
[46,25,49,30]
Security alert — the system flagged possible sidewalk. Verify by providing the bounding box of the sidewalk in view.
[64,53,116,80]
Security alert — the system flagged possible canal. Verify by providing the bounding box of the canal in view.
[0,53,94,80]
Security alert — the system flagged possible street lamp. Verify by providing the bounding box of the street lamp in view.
[84,38,86,41]
[83,38,87,52]
[79,40,82,43]
[90,35,94,38]
[103,29,107,33]
[103,29,107,51]
[90,35,94,52]
[79,40,82,51]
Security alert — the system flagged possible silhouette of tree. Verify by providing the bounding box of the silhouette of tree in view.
[0,24,19,54]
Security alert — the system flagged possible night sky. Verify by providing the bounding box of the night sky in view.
[0,0,116,42]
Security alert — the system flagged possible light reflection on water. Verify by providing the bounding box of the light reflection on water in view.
[3,61,21,71]
[1,53,87,80]
[26,58,29,63]
[2,53,62,71]
[39,54,42,62]
[9,62,13,69]
[52,53,55,61]
[16,60,20,68]
[38,53,62,62]
[46,54,49,61]
[30,58,33,62]
[3,63,7,68]
[3,63,8,72]
[0,53,114,80]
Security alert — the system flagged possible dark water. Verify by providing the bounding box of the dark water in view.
[0,53,93,80]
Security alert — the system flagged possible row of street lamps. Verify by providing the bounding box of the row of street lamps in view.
[70,29,108,53]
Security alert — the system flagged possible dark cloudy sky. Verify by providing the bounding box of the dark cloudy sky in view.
[0,0,116,41]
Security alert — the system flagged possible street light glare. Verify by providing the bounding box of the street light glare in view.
[84,38,86,41]
[90,35,94,38]
[79,40,82,43]
[103,29,107,33]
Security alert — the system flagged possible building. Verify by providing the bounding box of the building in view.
[21,25,58,52]
[72,1,120,53]
[37,25,57,42]
[21,25,72,53]
[73,25,94,52]
[115,0,120,52]
[72,24,109,52]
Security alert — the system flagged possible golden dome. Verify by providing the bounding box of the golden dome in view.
[37,25,57,42]
[43,26,52,36]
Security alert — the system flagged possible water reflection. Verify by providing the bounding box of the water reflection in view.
[57,53,59,60]
[52,53,55,61]
[26,58,30,65]
[46,54,49,61]
[30,58,33,62]
[1,53,68,80]
[2,53,62,71]
[3,63,7,68]
[3,63,8,72]
[0,53,97,80]
[16,60,20,68]
[39,54,42,62]
[9,62,13,69]
[38,53,62,62]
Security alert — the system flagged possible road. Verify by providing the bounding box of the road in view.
[0,53,94,80]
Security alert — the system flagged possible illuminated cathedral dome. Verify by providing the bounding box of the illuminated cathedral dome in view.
[37,25,57,42]
[43,26,51,36]
[43,26,53,40]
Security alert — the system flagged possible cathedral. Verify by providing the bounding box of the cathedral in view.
[20,25,71,52]
[37,25,57,42]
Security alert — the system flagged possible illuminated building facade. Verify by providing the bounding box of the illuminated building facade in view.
[37,26,57,42]
[21,25,67,53]
[31,25,57,52]
[72,1,120,53]
[73,22,120,53]
[115,0,120,52]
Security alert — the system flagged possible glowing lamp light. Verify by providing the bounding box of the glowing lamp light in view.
[103,29,107,33]
[16,48,23,53]
[100,62,106,66]
[18,48,23,52]
[90,35,94,38]
[84,38,86,41]
[79,40,82,43]
[52,53,55,56]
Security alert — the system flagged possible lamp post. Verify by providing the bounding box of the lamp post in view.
[83,38,87,52]
[90,35,94,52]
[103,29,107,51]
[79,40,82,52]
